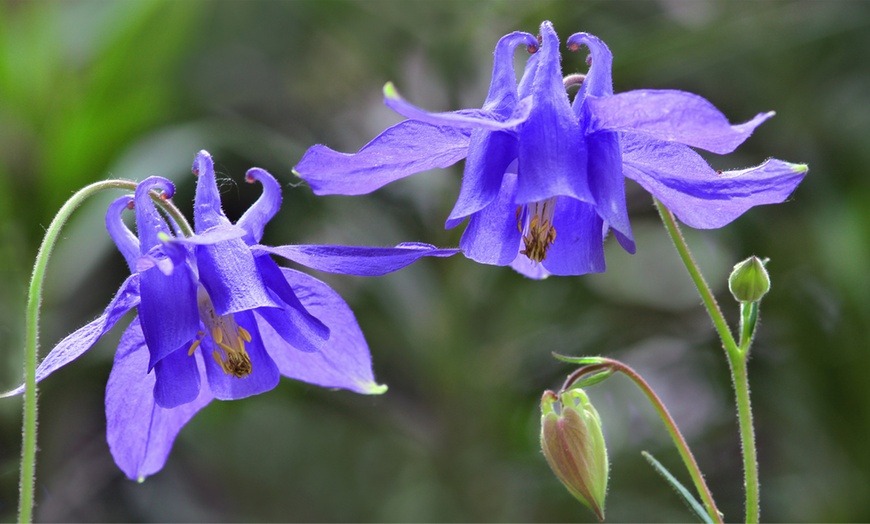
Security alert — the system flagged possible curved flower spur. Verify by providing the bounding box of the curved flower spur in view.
[3,150,458,481]
[295,21,807,279]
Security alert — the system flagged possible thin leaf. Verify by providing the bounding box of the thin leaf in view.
[552,353,607,366]
[641,451,714,524]
[566,369,614,389]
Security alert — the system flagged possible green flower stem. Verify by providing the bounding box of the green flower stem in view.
[653,197,760,523]
[17,180,189,523]
[729,351,759,523]
[565,359,723,524]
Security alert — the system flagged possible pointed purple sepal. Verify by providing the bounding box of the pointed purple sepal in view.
[258,268,386,394]
[2,276,141,398]
[253,242,459,276]
[622,134,808,228]
[106,319,213,481]
[587,89,774,155]
[294,120,471,196]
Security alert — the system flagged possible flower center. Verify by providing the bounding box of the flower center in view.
[192,287,254,378]
[517,198,557,263]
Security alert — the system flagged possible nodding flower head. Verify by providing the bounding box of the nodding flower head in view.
[295,21,806,280]
[5,150,459,481]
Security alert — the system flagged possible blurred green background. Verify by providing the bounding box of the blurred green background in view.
[1,0,867,521]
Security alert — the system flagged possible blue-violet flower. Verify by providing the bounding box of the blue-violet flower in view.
[4,151,457,481]
[295,21,807,279]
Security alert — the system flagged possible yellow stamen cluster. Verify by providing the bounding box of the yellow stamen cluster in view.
[517,199,557,263]
[193,287,254,378]
[210,323,253,378]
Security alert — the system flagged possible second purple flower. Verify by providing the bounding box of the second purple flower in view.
[295,21,807,279]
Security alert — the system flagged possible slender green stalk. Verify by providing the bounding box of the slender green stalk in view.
[728,352,759,523]
[653,197,760,523]
[565,360,723,524]
[16,180,189,523]
[652,198,738,355]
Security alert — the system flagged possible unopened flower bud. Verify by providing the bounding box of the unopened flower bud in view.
[728,256,770,303]
[540,389,608,520]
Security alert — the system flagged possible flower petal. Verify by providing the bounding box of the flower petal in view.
[195,239,279,316]
[106,195,139,273]
[135,178,201,368]
[139,258,200,368]
[255,254,329,353]
[106,318,213,481]
[540,197,606,276]
[587,90,774,155]
[622,134,808,229]
[482,31,539,114]
[510,249,551,280]
[236,167,282,244]
[1,276,141,398]
[586,131,634,253]
[191,150,279,316]
[294,120,470,196]
[133,176,177,250]
[258,268,386,394]
[442,31,536,225]
[562,33,634,253]
[516,22,593,205]
[201,311,281,400]
[192,150,232,232]
[460,171,522,266]
[445,129,518,226]
[153,345,201,409]
[253,242,459,276]
[384,82,532,131]
[567,32,615,102]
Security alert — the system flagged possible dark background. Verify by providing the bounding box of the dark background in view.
[1,0,867,521]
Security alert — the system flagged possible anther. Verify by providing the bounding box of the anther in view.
[188,337,202,356]
[197,286,254,378]
[518,199,558,263]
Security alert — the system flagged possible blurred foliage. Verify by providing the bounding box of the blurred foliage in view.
[1,0,869,521]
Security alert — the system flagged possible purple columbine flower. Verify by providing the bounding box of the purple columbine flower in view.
[4,150,457,481]
[295,21,807,279]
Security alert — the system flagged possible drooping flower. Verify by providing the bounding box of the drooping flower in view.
[3,150,458,481]
[294,21,807,279]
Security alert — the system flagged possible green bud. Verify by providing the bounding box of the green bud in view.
[540,389,609,521]
[728,256,770,303]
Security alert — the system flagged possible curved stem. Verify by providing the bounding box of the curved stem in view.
[17,180,189,523]
[653,197,760,523]
[652,198,738,355]
[566,359,723,524]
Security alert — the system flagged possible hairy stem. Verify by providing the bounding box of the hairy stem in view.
[653,197,760,522]
[566,360,723,523]
[16,180,189,523]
